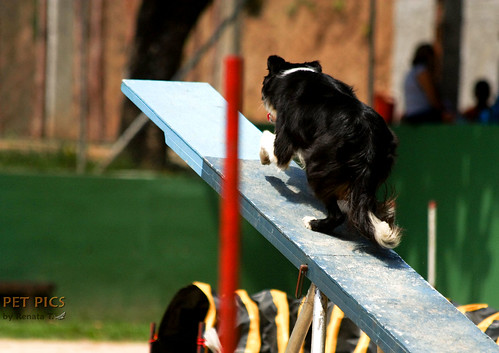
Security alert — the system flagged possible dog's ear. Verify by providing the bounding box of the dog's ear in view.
[267,55,286,74]
[307,60,322,73]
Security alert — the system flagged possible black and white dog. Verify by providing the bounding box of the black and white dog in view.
[259,55,401,249]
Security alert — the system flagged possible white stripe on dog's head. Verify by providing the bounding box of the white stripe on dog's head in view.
[279,67,317,77]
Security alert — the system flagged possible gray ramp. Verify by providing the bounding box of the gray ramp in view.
[121,79,499,353]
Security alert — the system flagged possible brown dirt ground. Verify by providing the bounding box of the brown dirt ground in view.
[0,339,148,353]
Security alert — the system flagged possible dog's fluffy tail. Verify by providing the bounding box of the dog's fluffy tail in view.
[368,209,401,249]
[348,188,402,249]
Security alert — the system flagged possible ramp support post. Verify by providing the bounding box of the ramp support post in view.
[311,286,328,353]
[285,283,328,353]
[285,284,315,353]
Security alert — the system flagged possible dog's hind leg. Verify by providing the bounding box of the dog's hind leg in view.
[303,200,345,234]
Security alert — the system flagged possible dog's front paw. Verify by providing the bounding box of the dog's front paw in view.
[260,147,271,165]
[260,130,276,165]
[302,216,316,230]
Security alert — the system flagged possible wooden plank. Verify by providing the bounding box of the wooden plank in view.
[121,79,499,353]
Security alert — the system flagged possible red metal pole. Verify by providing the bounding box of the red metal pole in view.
[219,55,243,353]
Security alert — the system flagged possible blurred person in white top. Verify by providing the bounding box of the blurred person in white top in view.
[403,43,444,124]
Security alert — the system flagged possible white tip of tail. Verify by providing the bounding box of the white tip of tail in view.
[368,212,401,249]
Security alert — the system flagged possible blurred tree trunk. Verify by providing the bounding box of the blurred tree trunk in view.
[121,0,212,169]
[436,0,462,113]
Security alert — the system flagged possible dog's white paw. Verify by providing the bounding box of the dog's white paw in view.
[260,131,276,165]
[302,216,316,229]
[259,147,271,165]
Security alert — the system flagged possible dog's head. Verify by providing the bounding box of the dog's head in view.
[262,55,322,123]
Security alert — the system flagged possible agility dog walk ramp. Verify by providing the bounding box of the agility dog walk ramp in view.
[121,79,498,353]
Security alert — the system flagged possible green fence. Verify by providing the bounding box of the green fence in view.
[392,125,499,308]
[0,172,296,327]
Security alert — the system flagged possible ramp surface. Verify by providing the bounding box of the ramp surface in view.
[122,79,499,353]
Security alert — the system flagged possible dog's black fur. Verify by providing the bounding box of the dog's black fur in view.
[260,55,401,248]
